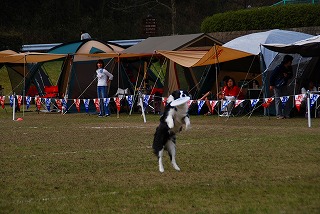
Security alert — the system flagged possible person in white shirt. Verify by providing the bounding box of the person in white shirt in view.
[301,80,317,94]
[80,30,91,40]
[96,59,113,117]
[301,80,317,117]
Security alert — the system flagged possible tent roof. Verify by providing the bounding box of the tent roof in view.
[223,29,313,68]
[262,35,320,57]
[0,52,67,63]
[0,50,17,56]
[122,33,222,54]
[48,39,124,62]
[157,45,253,68]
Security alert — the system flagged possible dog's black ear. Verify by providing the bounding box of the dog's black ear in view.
[171,90,180,99]
[181,90,189,97]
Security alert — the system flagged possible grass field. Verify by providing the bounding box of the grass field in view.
[1,109,320,213]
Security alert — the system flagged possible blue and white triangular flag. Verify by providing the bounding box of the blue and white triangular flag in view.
[221,100,231,110]
[45,98,51,111]
[126,95,133,109]
[9,95,14,107]
[104,98,110,108]
[250,99,259,108]
[62,98,67,110]
[280,96,289,109]
[26,96,31,109]
[197,100,205,115]
[83,99,90,113]
[143,95,150,108]
[310,94,320,107]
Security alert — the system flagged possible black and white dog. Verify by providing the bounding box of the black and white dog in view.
[152,90,191,173]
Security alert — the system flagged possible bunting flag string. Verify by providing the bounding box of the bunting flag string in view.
[1,93,319,115]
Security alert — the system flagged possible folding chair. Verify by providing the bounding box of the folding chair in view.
[114,88,131,113]
[40,86,60,112]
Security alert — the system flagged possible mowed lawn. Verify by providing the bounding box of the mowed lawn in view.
[1,109,320,213]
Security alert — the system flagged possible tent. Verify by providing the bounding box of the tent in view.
[262,35,320,116]
[223,29,313,69]
[221,29,314,112]
[123,33,224,98]
[262,35,320,57]
[157,45,253,68]
[0,51,67,96]
[33,39,125,100]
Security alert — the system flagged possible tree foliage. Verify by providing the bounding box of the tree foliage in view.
[201,4,320,32]
[0,0,312,49]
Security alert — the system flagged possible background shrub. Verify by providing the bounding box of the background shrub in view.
[201,4,320,32]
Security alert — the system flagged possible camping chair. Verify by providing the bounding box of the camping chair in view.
[39,85,60,112]
[114,88,131,113]
[42,86,59,98]
[114,88,130,99]
[150,87,163,114]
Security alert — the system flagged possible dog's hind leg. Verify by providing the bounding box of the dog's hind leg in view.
[166,139,180,171]
[158,149,165,173]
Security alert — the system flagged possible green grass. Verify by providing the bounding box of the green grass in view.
[0,110,320,213]
[0,66,11,96]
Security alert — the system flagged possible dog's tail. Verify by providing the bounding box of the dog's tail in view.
[152,123,170,156]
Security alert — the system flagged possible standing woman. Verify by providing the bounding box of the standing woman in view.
[96,59,113,117]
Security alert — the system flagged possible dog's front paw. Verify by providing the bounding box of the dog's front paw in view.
[185,118,191,130]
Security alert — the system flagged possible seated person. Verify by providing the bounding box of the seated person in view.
[301,80,318,117]
[301,80,317,94]
[199,76,231,115]
[217,77,244,116]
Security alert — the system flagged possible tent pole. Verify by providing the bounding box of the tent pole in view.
[117,54,120,118]
[23,55,26,117]
[213,44,220,116]
[129,60,142,115]
[139,95,146,123]
[117,54,120,89]
[307,90,311,127]
[293,56,302,112]
[12,93,15,120]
